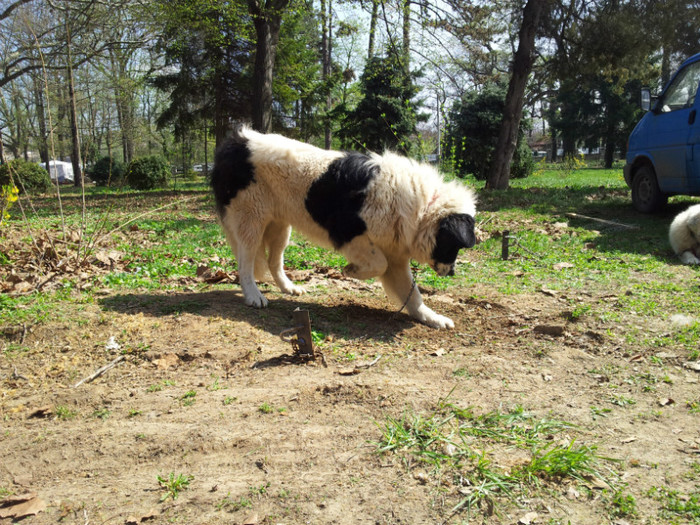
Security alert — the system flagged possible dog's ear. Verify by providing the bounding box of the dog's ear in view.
[432,213,476,264]
[440,214,476,249]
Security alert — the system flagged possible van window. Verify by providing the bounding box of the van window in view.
[659,60,700,112]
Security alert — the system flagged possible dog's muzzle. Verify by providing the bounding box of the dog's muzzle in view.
[434,263,455,277]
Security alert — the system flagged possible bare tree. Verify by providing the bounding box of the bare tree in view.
[247,0,291,132]
[486,0,548,190]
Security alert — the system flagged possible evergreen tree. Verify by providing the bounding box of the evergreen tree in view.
[339,54,425,154]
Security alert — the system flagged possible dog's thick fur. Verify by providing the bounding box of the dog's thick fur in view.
[669,204,700,264]
[210,126,477,329]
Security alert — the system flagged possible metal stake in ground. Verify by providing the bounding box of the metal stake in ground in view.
[279,308,315,359]
[502,230,511,260]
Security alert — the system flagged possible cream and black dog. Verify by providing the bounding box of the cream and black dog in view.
[210,126,477,329]
[669,204,700,264]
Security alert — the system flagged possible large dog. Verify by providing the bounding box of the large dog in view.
[210,126,477,329]
[669,204,700,264]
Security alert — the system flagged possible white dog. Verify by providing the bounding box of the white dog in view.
[669,204,700,264]
[210,126,477,329]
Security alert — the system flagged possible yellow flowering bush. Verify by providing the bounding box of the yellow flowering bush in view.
[1,183,19,226]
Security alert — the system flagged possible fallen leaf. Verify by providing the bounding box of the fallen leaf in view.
[152,353,180,370]
[553,262,575,271]
[242,513,260,525]
[0,492,47,519]
[621,437,637,444]
[534,325,566,337]
[518,511,539,524]
[27,406,52,419]
[430,348,446,357]
[659,398,675,406]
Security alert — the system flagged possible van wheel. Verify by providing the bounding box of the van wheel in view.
[631,166,667,213]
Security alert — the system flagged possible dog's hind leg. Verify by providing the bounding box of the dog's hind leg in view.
[340,236,388,280]
[264,222,306,296]
[255,243,272,282]
[380,259,454,329]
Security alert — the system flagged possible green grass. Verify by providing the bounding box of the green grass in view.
[374,399,617,517]
[157,472,194,502]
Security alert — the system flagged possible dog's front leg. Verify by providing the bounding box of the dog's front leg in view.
[380,259,454,329]
[341,236,388,280]
[679,250,700,264]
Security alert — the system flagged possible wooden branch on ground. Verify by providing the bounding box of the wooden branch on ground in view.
[74,355,125,387]
[565,212,639,230]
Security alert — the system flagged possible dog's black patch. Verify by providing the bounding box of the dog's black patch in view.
[305,152,377,248]
[210,131,255,216]
[432,213,476,264]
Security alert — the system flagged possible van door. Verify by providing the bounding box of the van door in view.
[647,59,700,193]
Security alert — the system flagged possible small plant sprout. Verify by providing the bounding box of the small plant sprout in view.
[258,402,274,414]
[157,473,193,502]
[181,390,197,406]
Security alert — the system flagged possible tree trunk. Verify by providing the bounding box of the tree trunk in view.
[402,0,410,74]
[485,0,546,190]
[321,0,332,148]
[66,24,83,188]
[0,128,5,164]
[33,74,49,166]
[368,0,379,60]
[248,0,290,133]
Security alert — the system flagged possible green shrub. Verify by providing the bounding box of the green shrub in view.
[0,159,52,194]
[90,156,126,186]
[125,156,170,190]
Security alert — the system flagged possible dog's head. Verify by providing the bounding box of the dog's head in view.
[431,213,476,276]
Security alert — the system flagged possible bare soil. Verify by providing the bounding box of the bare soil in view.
[2,251,700,524]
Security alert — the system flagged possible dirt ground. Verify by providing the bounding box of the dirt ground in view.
[2,256,700,524]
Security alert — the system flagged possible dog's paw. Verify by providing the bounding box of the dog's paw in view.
[417,311,454,329]
[680,251,700,265]
[282,284,306,296]
[342,263,360,279]
[244,292,269,308]
[424,314,455,330]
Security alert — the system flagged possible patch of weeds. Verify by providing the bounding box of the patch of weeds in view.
[128,409,142,417]
[0,486,13,500]
[610,394,636,407]
[249,482,270,497]
[452,367,471,378]
[55,406,78,420]
[181,390,197,406]
[648,486,700,522]
[258,402,274,414]
[605,489,637,519]
[516,440,613,487]
[374,400,616,519]
[683,462,700,481]
[147,379,176,393]
[157,472,193,502]
[590,406,612,419]
[216,492,252,512]
[92,408,111,420]
[687,401,700,414]
[567,304,591,321]
[207,376,226,391]
[223,396,237,406]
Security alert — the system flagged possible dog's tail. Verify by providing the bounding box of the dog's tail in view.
[210,125,255,216]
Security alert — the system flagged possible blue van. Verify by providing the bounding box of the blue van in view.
[624,52,700,212]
